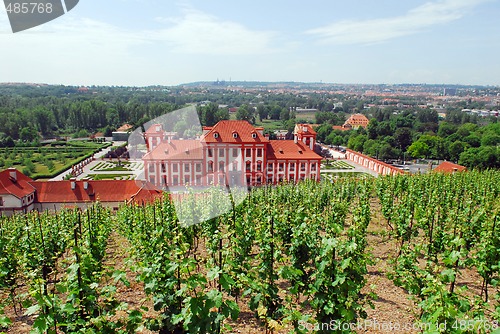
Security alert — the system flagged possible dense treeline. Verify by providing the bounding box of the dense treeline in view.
[0,94,180,142]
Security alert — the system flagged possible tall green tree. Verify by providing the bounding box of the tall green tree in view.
[236,104,255,124]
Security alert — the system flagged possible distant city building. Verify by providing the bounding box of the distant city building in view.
[332,113,370,131]
[444,88,458,96]
[142,120,321,188]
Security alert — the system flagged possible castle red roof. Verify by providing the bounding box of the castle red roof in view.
[31,180,162,204]
[143,140,203,161]
[145,124,163,134]
[295,124,317,135]
[433,161,467,173]
[0,169,36,199]
[267,140,322,160]
[202,120,268,143]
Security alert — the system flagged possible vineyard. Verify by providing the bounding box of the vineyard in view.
[0,171,499,333]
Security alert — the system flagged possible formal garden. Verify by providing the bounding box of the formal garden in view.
[0,141,111,179]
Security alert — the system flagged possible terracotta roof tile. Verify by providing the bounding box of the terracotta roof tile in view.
[434,161,467,173]
[143,140,203,161]
[0,169,35,199]
[31,180,157,203]
[201,120,268,143]
[116,124,134,132]
[295,124,317,135]
[145,124,163,134]
[267,140,322,160]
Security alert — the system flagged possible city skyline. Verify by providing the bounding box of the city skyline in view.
[1,0,499,87]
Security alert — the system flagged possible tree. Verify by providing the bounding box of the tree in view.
[236,104,255,124]
[437,122,457,138]
[201,102,218,126]
[280,108,290,121]
[257,104,268,121]
[448,141,466,163]
[34,107,54,136]
[459,147,499,169]
[366,120,378,139]
[215,107,230,123]
[394,127,412,151]
[481,133,500,147]
[407,141,430,159]
[269,105,282,120]
[416,109,438,124]
[347,134,367,152]
[20,127,37,142]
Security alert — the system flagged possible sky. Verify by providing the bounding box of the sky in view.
[0,0,499,86]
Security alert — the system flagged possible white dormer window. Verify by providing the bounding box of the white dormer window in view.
[214,132,219,138]
[252,132,257,138]
[233,132,238,138]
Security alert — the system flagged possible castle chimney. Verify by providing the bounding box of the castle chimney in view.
[8,168,17,181]
[70,177,76,190]
[83,178,89,190]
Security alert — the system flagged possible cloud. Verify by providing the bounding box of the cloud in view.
[306,0,490,45]
[0,5,284,85]
[152,8,279,55]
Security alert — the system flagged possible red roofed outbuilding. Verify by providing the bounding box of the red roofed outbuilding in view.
[433,161,467,173]
[0,169,163,216]
[0,168,36,215]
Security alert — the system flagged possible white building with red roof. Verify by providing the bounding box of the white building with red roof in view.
[0,168,163,216]
[143,120,321,187]
[0,168,36,214]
